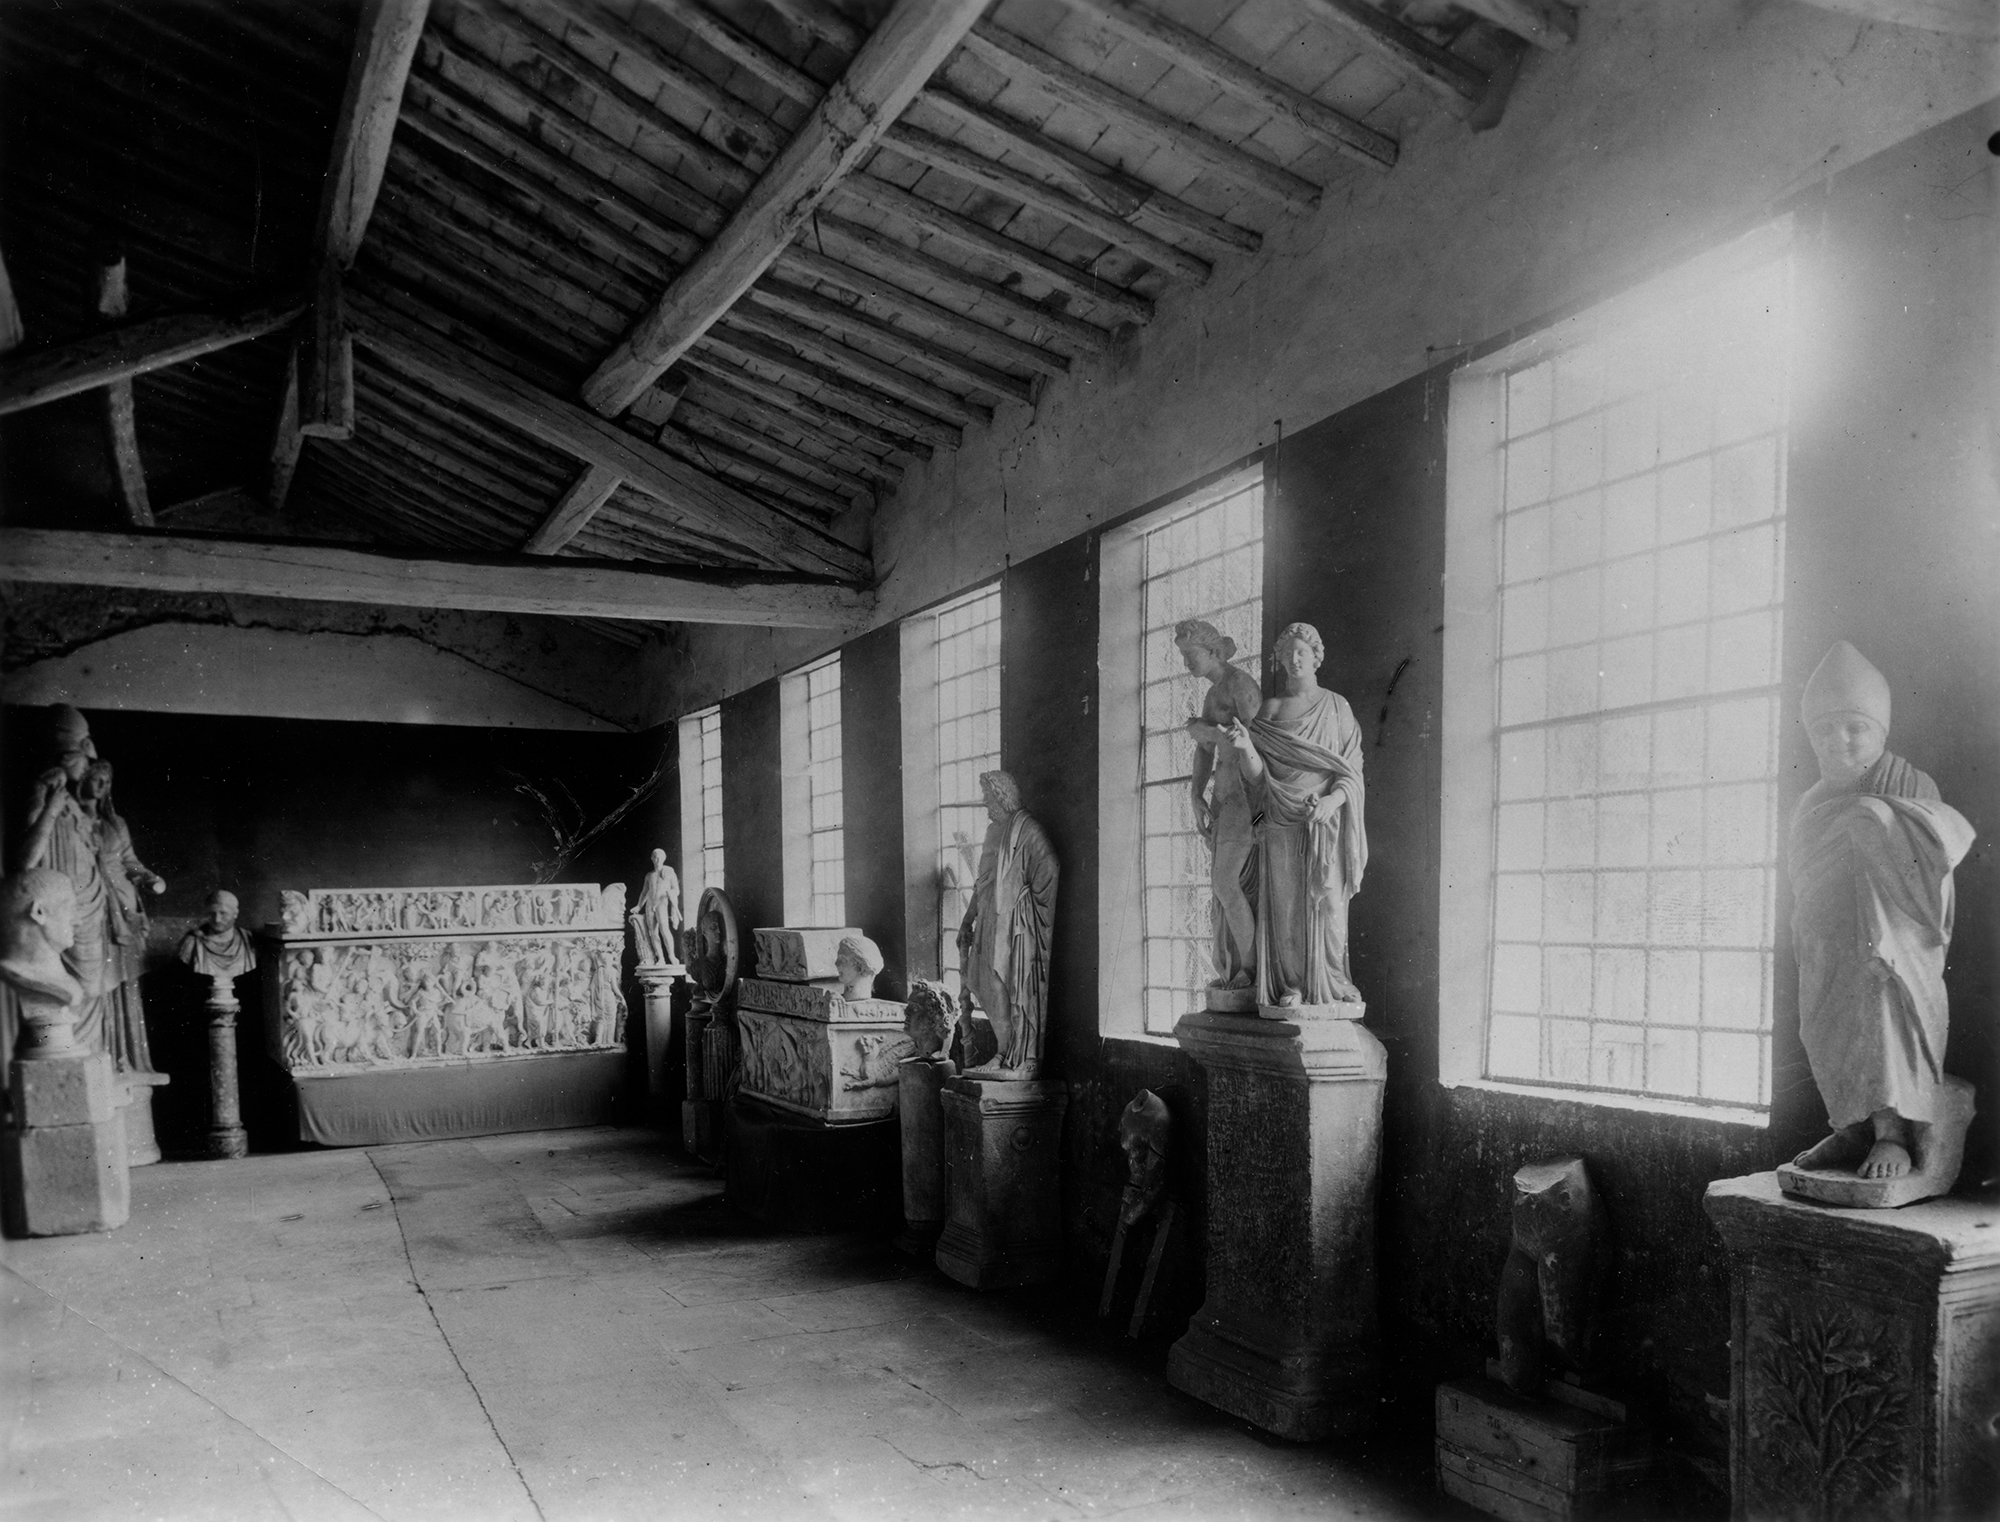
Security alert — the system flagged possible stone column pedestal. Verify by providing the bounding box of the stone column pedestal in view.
[205,976,248,1159]
[1704,1172,2000,1520]
[634,963,684,1130]
[897,1054,956,1254]
[3,1050,130,1237]
[123,1070,170,1165]
[935,1076,1068,1289]
[1168,1009,1386,1441]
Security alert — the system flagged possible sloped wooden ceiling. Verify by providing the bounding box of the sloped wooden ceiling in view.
[0,0,1570,621]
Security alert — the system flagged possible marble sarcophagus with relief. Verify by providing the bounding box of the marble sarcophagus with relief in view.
[735,928,910,1126]
[260,884,631,1146]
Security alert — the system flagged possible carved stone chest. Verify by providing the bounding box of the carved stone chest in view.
[1705,1171,2000,1521]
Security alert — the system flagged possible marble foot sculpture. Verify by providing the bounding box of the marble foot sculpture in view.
[1777,1076,1975,1209]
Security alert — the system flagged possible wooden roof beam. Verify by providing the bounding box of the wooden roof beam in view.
[0,245,22,355]
[914,87,1259,259]
[880,125,1211,284]
[658,422,856,518]
[267,350,306,510]
[758,0,866,57]
[0,297,304,418]
[747,280,1037,406]
[698,326,955,453]
[639,0,825,109]
[1296,0,1486,119]
[0,527,871,629]
[346,289,870,581]
[580,0,992,417]
[958,22,1321,215]
[93,259,154,528]
[1058,0,1397,169]
[674,390,887,496]
[678,348,926,465]
[1450,0,1577,50]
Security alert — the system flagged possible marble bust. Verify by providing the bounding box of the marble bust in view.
[1784,642,1976,1204]
[956,770,1059,1079]
[1117,1089,1171,1228]
[1225,622,1368,1015]
[835,934,884,1002]
[1179,620,1262,1007]
[1,868,86,1056]
[178,890,259,991]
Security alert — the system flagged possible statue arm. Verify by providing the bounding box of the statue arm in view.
[16,772,66,871]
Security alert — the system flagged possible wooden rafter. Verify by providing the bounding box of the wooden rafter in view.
[0,527,873,629]
[267,350,305,509]
[957,22,1322,215]
[0,298,304,418]
[93,258,154,528]
[1297,0,1487,118]
[1058,0,1398,169]
[1451,0,1578,49]
[319,0,435,267]
[0,245,22,355]
[580,0,993,416]
[525,463,626,555]
[345,289,869,581]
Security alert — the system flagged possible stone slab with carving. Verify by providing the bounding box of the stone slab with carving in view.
[736,978,903,1023]
[1705,1171,2000,1520]
[263,883,628,1075]
[751,926,863,982]
[734,1006,911,1126]
[277,883,624,939]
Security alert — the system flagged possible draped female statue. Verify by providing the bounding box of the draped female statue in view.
[1225,623,1368,1014]
[85,760,166,1077]
[16,707,110,1052]
[1179,620,1262,1004]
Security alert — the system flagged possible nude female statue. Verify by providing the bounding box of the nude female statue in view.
[1178,619,1262,999]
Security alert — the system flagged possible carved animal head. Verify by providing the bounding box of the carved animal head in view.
[905,979,955,1058]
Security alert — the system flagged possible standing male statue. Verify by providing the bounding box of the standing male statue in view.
[15,706,111,1052]
[957,770,1059,1078]
[629,848,683,967]
[1179,619,1262,1005]
[1225,622,1368,1013]
[1786,642,1975,1196]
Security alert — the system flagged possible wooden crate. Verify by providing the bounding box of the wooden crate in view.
[1436,1377,1652,1522]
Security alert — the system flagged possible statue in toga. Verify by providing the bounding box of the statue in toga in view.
[957,770,1058,1079]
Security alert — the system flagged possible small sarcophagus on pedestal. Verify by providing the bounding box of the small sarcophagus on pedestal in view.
[734,929,910,1126]
[262,883,631,1146]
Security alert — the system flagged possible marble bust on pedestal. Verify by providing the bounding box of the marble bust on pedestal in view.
[178,890,258,994]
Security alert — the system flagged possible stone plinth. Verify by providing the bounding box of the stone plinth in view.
[206,977,249,1158]
[3,1051,130,1237]
[897,1054,956,1252]
[735,1001,910,1126]
[935,1076,1068,1289]
[1704,1172,2000,1521]
[634,963,684,1129]
[1168,1009,1386,1441]
[723,1096,899,1232]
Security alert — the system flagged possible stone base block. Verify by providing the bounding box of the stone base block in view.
[723,1096,898,1232]
[935,1077,1067,1289]
[1168,1010,1385,1440]
[126,1073,169,1166]
[1705,1171,2000,1519]
[895,1219,945,1257]
[683,1097,724,1164]
[1434,1377,1652,1521]
[899,1055,954,1235]
[3,1110,130,1237]
[1205,985,1256,1014]
[1777,1077,1976,1209]
[10,1052,117,1128]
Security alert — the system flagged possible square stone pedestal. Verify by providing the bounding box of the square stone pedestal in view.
[3,1051,131,1238]
[1704,1172,2000,1520]
[935,1077,1068,1288]
[723,1096,899,1232]
[1167,1009,1386,1441]
[897,1054,955,1254]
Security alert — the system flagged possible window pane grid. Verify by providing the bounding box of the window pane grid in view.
[694,706,724,894]
[801,655,844,925]
[1138,477,1264,1035]
[1484,238,1790,1109]
[931,585,1002,985]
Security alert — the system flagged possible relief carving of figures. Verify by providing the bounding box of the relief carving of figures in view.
[1786,642,1977,1200]
[1225,623,1368,1013]
[15,706,111,1053]
[956,770,1058,1079]
[277,933,624,1069]
[1178,620,1263,1002]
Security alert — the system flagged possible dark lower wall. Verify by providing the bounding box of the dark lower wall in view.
[841,623,907,999]
[2,705,671,1154]
[719,680,783,938]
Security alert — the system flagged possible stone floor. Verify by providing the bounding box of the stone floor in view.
[3,1127,1454,1521]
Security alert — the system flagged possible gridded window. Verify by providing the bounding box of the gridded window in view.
[1482,233,1791,1108]
[678,705,724,910]
[931,586,1002,985]
[696,707,724,894]
[1137,477,1264,1035]
[783,653,846,926]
